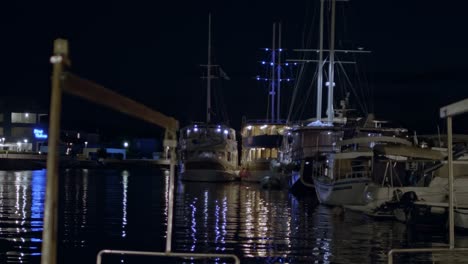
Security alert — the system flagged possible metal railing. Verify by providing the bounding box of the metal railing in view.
[96,249,240,264]
[387,98,468,263]
[388,247,468,264]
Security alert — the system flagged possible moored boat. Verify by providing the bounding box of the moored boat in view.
[178,15,239,182]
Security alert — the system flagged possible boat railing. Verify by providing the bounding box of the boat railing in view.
[96,249,240,264]
[244,119,287,125]
[344,170,371,179]
[387,247,468,264]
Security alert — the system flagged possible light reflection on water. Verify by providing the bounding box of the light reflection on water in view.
[0,169,467,263]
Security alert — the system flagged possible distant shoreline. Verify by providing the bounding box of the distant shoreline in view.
[0,154,172,171]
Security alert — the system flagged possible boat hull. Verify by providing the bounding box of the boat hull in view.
[240,170,268,182]
[314,177,370,206]
[180,169,238,182]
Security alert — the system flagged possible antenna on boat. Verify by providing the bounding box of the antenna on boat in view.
[207,13,212,124]
[317,0,325,122]
[277,22,282,123]
[326,0,336,123]
[270,23,276,122]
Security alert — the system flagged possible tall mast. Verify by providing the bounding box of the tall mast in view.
[316,0,325,121]
[326,0,336,123]
[270,23,276,122]
[277,23,282,122]
[206,13,212,123]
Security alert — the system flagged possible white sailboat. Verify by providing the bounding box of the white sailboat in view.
[285,0,420,206]
[284,0,371,199]
[178,14,239,182]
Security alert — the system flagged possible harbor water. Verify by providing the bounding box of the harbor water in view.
[1,169,468,263]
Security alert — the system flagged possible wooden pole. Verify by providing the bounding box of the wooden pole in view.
[41,39,69,264]
[448,116,454,248]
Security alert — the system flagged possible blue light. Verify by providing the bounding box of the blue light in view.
[34,129,48,139]
[256,77,260,81]
[261,61,266,65]
[285,63,289,66]
[279,48,283,52]
[287,79,291,81]
[294,63,298,66]
[270,62,274,66]
[265,48,269,51]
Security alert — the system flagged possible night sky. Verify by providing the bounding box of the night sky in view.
[3,0,468,138]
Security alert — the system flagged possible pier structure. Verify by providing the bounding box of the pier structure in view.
[41,39,238,264]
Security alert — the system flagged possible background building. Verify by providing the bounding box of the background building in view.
[0,97,48,152]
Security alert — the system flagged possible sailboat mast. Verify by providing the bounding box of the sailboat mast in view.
[316,0,325,121]
[206,14,212,123]
[326,0,336,123]
[277,23,282,122]
[270,23,276,122]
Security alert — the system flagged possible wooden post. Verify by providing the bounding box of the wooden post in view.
[448,116,454,248]
[41,39,69,264]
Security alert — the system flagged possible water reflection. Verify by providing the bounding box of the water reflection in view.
[0,170,45,263]
[2,169,468,263]
[175,181,239,253]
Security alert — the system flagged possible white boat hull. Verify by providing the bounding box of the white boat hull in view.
[314,177,370,206]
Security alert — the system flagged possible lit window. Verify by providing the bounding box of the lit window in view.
[11,113,36,124]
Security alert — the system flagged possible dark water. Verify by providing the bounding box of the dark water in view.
[0,169,467,264]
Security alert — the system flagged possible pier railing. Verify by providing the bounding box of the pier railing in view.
[387,97,468,263]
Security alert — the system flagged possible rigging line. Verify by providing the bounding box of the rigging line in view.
[288,0,318,123]
[360,55,373,112]
[266,81,271,120]
[352,53,369,113]
[287,62,303,122]
[212,73,220,122]
[298,69,318,120]
[218,75,229,125]
[336,56,368,115]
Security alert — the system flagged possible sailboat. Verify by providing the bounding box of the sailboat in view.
[178,14,239,182]
[284,0,366,195]
[239,23,289,183]
[284,0,414,205]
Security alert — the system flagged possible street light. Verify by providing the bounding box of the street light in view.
[123,142,129,148]
[24,139,28,143]
[84,141,88,148]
